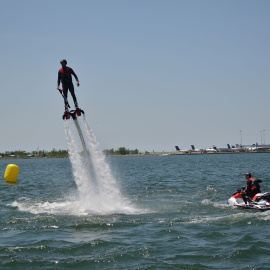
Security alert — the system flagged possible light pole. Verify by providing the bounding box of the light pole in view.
[240,130,242,146]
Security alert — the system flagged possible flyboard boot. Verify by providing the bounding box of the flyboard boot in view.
[62,104,70,120]
[75,102,84,117]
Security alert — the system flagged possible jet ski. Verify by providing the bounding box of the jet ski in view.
[228,189,270,211]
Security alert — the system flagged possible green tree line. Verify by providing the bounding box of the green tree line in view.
[0,149,69,158]
[103,147,140,155]
[0,147,140,158]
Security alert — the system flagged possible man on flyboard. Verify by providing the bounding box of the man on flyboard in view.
[57,59,80,112]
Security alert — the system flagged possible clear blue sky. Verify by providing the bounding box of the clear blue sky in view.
[0,0,269,153]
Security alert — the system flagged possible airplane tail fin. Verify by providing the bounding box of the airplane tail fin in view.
[175,146,180,151]
[227,144,231,149]
[191,145,195,150]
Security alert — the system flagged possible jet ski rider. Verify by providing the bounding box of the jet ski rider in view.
[241,173,262,204]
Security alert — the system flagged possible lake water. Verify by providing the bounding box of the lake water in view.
[1,120,270,269]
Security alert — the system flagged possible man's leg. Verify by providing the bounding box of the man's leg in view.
[69,84,78,108]
[242,191,248,204]
[63,86,69,111]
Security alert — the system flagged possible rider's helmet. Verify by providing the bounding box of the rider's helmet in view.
[245,173,252,178]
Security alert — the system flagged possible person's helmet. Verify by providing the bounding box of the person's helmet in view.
[60,59,67,64]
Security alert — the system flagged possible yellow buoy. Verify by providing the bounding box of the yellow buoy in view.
[4,164,20,182]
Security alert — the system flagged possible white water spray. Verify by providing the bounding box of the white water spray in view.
[64,116,134,214]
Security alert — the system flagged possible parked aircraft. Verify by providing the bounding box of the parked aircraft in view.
[227,144,245,152]
[203,147,217,153]
[175,146,191,153]
[191,145,204,153]
[176,145,217,153]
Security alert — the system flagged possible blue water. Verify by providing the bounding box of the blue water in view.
[1,143,270,268]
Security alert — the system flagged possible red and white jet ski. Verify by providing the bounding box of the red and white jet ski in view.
[228,189,270,211]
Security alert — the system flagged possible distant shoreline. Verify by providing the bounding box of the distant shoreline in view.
[1,151,269,160]
[109,151,270,156]
[0,156,66,160]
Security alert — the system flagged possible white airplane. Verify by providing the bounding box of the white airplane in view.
[191,145,204,153]
[203,147,218,153]
[227,144,245,152]
[175,146,191,153]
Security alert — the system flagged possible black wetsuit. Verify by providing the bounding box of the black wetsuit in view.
[57,66,79,106]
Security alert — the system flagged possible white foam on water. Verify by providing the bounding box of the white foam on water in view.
[10,196,87,216]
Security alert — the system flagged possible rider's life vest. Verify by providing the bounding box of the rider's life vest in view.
[247,177,256,190]
[246,177,262,196]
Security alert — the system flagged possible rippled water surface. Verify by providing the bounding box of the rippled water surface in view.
[1,153,270,269]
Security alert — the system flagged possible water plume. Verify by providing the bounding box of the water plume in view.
[64,116,134,215]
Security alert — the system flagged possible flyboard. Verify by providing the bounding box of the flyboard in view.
[57,89,84,120]
[58,88,87,151]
